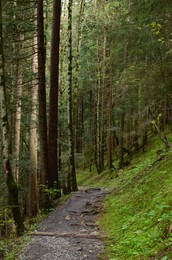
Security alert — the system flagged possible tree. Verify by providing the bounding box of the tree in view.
[0,0,25,234]
[13,31,23,182]
[73,0,85,154]
[67,0,78,192]
[106,61,113,171]
[48,0,61,189]
[28,7,38,217]
[37,0,49,187]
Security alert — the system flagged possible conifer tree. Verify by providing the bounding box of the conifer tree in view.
[48,0,61,190]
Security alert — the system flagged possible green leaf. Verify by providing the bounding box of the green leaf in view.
[161,256,168,260]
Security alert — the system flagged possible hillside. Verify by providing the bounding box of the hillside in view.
[77,136,172,259]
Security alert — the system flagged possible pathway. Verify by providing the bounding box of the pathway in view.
[17,188,108,260]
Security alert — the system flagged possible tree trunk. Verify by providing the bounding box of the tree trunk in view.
[73,0,85,153]
[48,0,61,189]
[37,0,49,187]
[96,79,101,174]
[0,2,25,234]
[59,14,67,194]
[13,2,25,182]
[118,110,125,169]
[13,51,23,182]
[133,85,140,151]
[28,12,38,217]
[67,0,78,192]
[107,73,113,170]
[94,94,99,173]
[89,90,94,172]
[96,38,103,174]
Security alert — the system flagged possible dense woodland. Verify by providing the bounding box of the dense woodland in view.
[0,0,172,240]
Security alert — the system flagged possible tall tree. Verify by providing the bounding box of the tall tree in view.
[0,0,25,235]
[67,0,78,192]
[106,61,113,171]
[37,0,49,187]
[13,31,23,182]
[28,7,39,217]
[48,0,61,189]
[73,0,85,153]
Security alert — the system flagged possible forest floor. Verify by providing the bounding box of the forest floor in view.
[17,188,109,260]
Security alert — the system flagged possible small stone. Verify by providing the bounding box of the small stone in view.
[91,231,99,235]
[80,229,87,233]
[65,215,71,221]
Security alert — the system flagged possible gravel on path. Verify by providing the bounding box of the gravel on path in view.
[17,188,109,260]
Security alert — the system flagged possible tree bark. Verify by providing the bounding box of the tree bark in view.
[13,2,24,183]
[118,110,125,169]
[13,49,23,182]
[67,0,78,192]
[48,0,61,189]
[28,10,38,217]
[0,2,25,234]
[37,0,49,186]
[107,73,113,170]
[96,38,103,174]
[73,0,85,153]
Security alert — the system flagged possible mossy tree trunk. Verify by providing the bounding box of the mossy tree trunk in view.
[0,1,25,234]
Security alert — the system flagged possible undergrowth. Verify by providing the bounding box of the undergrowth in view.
[1,193,71,260]
[77,137,172,259]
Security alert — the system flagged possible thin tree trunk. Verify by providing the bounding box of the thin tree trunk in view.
[59,10,68,193]
[28,12,38,217]
[13,2,24,182]
[103,27,113,171]
[73,0,85,152]
[118,111,125,169]
[89,90,94,172]
[67,0,78,192]
[13,57,23,182]
[107,72,113,170]
[133,85,140,151]
[94,94,99,173]
[80,97,84,154]
[97,79,101,174]
[28,83,38,216]
[37,0,48,187]
[96,38,103,174]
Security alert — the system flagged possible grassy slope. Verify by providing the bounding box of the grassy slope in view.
[77,137,172,259]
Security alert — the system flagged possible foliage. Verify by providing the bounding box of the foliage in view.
[40,184,61,201]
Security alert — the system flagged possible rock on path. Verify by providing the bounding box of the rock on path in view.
[18,188,108,260]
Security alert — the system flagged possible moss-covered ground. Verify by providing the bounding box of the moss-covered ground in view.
[77,137,172,259]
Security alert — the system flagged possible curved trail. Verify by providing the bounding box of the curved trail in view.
[18,188,108,260]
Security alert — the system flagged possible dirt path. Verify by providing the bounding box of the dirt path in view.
[18,188,108,260]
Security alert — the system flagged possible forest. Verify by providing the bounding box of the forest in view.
[0,0,172,258]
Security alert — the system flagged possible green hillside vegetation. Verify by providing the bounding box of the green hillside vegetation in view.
[77,135,172,259]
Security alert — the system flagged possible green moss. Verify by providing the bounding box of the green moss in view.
[77,138,172,259]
